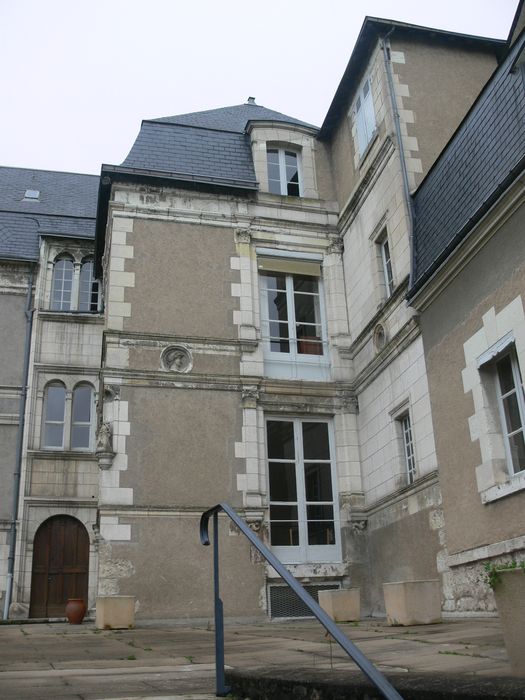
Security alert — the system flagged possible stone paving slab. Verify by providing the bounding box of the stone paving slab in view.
[0,617,516,699]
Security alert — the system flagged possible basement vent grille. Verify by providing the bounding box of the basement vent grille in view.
[268,583,340,619]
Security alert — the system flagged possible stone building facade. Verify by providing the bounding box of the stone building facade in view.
[0,13,517,620]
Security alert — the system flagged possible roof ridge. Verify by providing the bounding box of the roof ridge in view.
[141,119,244,135]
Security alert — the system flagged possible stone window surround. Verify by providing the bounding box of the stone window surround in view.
[389,398,418,489]
[247,123,319,199]
[256,247,331,381]
[42,240,101,313]
[34,373,98,453]
[462,296,525,503]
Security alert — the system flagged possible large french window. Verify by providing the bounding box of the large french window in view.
[42,382,94,451]
[266,418,340,564]
[355,77,376,158]
[50,255,99,312]
[494,350,525,475]
[267,147,301,196]
[259,255,329,380]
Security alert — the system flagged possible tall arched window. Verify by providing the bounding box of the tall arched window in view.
[43,382,66,448]
[78,258,99,312]
[51,256,74,311]
[71,384,94,449]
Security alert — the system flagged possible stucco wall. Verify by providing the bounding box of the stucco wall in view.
[123,386,243,508]
[421,201,525,556]
[123,220,239,339]
[100,513,265,620]
[392,37,498,189]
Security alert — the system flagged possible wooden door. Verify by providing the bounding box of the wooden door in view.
[29,515,89,618]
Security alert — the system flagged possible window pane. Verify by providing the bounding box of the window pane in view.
[294,293,317,324]
[270,504,298,520]
[302,422,330,460]
[45,424,64,448]
[307,521,335,545]
[45,385,66,422]
[304,463,333,502]
[270,337,290,353]
[267,290,288,322]
[271,522,299,546]
[307,504,334,520]
[269,463,297,501]
[71,425,91,449]
[497,355,515,395]
[502,393,523,434]
[262,273,286,291]
[293,276,318,294]
[267,421,295,459]
[509,431,525,473]
[72,386,92,422]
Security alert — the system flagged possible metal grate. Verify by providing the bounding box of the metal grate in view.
[268,582,340,619]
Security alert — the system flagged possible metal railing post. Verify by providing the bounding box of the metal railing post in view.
[200,503,404,700]
[213,510,230,697]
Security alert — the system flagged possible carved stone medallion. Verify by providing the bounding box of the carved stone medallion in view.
[161,345,193,373]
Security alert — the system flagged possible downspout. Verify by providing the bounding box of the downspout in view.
[3,270,34,619]
[381,32,416,288]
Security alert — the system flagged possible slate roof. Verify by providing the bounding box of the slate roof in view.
[0,167,99,262]
[118,103,317,189]
[409,31,525,295]
[152,103,317,133]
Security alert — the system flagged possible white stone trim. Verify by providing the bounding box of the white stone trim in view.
[447,534,525,567]
[106,216,135,331]
[462,296,525,502]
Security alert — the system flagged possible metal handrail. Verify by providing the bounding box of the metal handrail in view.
[200,502,403,699]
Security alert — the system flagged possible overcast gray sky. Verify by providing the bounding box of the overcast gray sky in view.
[0,0,518,175]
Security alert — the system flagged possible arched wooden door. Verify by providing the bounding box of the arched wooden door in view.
[29,515,89,618]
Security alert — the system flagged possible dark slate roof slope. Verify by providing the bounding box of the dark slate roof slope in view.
[0,167,99,262]
[121,122,257,188]
[410,32,525,294]
[152,103,318,133]
[117,103,317,190]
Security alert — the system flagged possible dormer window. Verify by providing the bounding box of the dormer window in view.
[24,189,40,201]
[267,147,301,196]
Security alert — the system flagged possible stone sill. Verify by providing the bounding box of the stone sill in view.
[481,470,525,503]
[38,310,104,324]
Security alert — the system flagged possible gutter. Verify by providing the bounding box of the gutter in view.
[3,269,35,619]
[381,32,416,289]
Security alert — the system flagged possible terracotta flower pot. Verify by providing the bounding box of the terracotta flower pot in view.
[65,598,87,624]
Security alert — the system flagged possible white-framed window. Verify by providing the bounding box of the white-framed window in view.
[266,417,340,564]
[399,413,417,485]
[43,382,67,449]
[51,256,74,311]
[258,254,330,380]
[494,350,525,475]
[78,258,100,312]
[50,254,100,312]
[355,77,376,158]
[266,147,301,196]
[379,235,394,298]
[42,381,95,451]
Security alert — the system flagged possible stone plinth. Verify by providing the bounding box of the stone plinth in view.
[95,595,135,629]
[492,568,525,677]
[318,588,360,622]
[383,580,441,626]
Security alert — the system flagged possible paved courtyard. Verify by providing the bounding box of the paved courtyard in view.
[0,616,514,699]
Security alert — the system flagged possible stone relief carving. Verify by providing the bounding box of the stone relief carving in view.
[327,236,344,255]
[234,228,252,244]
[337,388,359,413]
[350,520,368,533]
[161,345,193,373]
[96,421,115,470]
[241,385,260,408]
[103,385,120,401]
